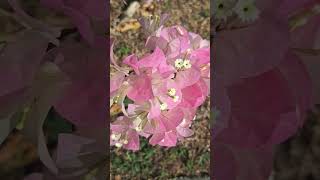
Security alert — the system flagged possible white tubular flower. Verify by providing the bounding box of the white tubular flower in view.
[115,142,123,148]
[110,98,114,107]
[111,133,121,141]
[133,116,142,126]
[175,59,184,69]
[135,126,143,132]
[234,0,260,22]
[111,134,116,140]
[213,0,236,21]
[183,60,192,69]
[160,103,168,111]
[122,139,129,145]
[186,48,192,54]
[168,88,176,96]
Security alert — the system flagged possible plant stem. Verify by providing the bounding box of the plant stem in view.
[0,7,31,29]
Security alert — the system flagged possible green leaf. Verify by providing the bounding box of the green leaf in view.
[44,109,73,144]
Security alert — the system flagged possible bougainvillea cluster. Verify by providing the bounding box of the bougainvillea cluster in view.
[0,0,107,179]
[110,16,210,151]
[213,0,320,179]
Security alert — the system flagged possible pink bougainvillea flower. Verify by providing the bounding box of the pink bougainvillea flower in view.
[110,71,125,96]
[53,39,107,128]
[0,30,50,97]
[147,108,185,147]
[189,32,210,49]
[213,1,320,179]
[176,108,197,139]
[110,116,140,151]
[149,131,178,147]
[110,22,209,150]
[214,10,290,85]
[41,0,107,46]
[126,73,154,103]
[146,107,183,135]
[146,25,191,60]
[152,78,182,110]
[214,52,312,149]
[137,47,174,77]
[179,79,209,108]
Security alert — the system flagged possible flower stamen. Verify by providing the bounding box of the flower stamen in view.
[167,88,176,96]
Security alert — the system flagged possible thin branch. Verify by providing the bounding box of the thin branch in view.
[0,7,31,29]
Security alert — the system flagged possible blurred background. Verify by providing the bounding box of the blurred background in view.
[110,0,210,179]
[274,106,320,180]
[0,1,74,179]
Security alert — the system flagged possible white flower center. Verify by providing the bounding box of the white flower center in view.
[234,0,260,22]
[111,133,121,141]
[213,0,236,20]
[135,126,143,132]
[167,88,176,96]
[175,59,184,69]
[160,103,168,111]
[115,142,123,148]
[175,59,192,70]
[122,139,129,145]
[183,60,192,69]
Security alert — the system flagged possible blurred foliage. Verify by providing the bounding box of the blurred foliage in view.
[115,43,132,60]
[44,109,74,146]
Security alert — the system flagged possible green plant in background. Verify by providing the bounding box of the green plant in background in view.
[115,44,131,59]
[44,109,73,145]
[111,138,210,179]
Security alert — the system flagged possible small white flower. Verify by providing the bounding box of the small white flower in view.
[173,96,179,102]
[186,48,192,54]
[115,142,123,148]
[111,134,116,140]
[213,0,236,21]
[123,139,129,145]
[183,60,192,69]
[135,126,143,132]
[111,133,121,141]
[234,0,260,22]
[175,59,184,69]
[110,98,114,107]
[160,103,168,111]
[167,88,176,96]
